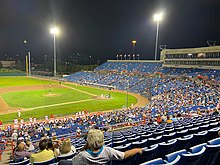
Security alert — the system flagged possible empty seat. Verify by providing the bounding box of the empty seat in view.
[179,146,206,165]
[208,137,220,165]
[157,139,177,158]
[206,127,220,141]
[176,134,193,151]
[140,133,152,141]
[112,139,127,147]
[131,139,147,149]
[114,143,131,152]
[165,149,187,163]
[162,132,176,142]
[147,136,162,147]
[127,136,140,143]
[176,129,188,138]
[190,142,220,165]
[188,127,199,134]
[191,131,208,147]
[133,144,158,165]
[139,158,165,165]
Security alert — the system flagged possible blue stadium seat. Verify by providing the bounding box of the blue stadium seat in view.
[133,144,158,165]
[191,131,208,146]
[157,139,177,158]
[162,132,176,142]
[114,143,131,152]
[9,159,30,165]
[165,149,187,163]
[58,159,72,165]
[176,129,188,138]
[112,139,127,147]
[206,127,220,141]
[208,137,220,165]
[176,134,193,151]
[140,133,152,141]
[127,136,140,143]
[131,139,147,149]
[57,152,76,161]
[147,135,162,147]
[139,158,165,165]
[33,157,57,165]
[190,142,220,165]
[179,146,206,165]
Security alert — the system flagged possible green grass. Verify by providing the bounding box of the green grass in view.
[0,77,138,123]
[0,76,55,88]
[1,88,92,108]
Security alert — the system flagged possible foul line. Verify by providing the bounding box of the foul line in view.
[25,98,96,111]
[61,84,98,97]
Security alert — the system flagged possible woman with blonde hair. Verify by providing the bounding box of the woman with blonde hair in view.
[55,138,76,157]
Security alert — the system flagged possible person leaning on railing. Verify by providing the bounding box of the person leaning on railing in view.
[72,129,143,165]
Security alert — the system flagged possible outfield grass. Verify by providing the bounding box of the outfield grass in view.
[0,77,138,123]
[1,88,92,108]
[0,76,55,88]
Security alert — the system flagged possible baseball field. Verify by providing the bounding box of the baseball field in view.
[0,76,148,124]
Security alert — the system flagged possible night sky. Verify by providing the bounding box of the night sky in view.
[0,0,219,64]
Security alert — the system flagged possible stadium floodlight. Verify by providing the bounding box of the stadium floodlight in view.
[153,12,163,61]
[132,40,137,54]
[50,27,59,77]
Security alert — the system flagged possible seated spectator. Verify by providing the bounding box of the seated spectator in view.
[212,108,219,116]
[13,142,32,161]
[166,116,173,123]
[72,129,143,165]
[47,139,54,151]
[55,138,76,157]
[30,138,55,164]
[26,140,35,151]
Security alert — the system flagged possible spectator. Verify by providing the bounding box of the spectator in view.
[56,138,76,157]
[72,129,143,165]
[13,142,32,161]
[30,139,55,164]
[26,140,35,151]
[166,116,173,123]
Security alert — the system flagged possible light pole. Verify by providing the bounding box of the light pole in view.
[132,40,136,54]
[50,27,59,77]
[153,12,163,61]
[23,40,31,76]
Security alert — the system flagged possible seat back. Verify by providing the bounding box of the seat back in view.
[207,137,220,164]
[131,139,147,149]
[9,159,30,165]
[134,144,158,165]
[176,134,193,151]
[157,139,177,158]
[139,158,164,165]
[179,147,206,165]
[33,157,56,165]
[165,149,187,163]
[57,152,76,161]
[114,143,131,152]
[147,136,162,147]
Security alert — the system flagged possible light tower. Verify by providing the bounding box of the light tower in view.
[50,27,59,77]
[153,12,163,61]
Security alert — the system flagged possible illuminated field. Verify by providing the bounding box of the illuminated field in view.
[0,76,138,123]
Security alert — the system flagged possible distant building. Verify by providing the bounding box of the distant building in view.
[160,46,220,70]
[0,61,16,68]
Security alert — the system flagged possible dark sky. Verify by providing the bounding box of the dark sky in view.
[0,0,219,64]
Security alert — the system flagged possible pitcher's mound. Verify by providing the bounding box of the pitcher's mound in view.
[43,94,61,97]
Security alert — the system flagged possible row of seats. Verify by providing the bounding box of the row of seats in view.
[140,137,220,165]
